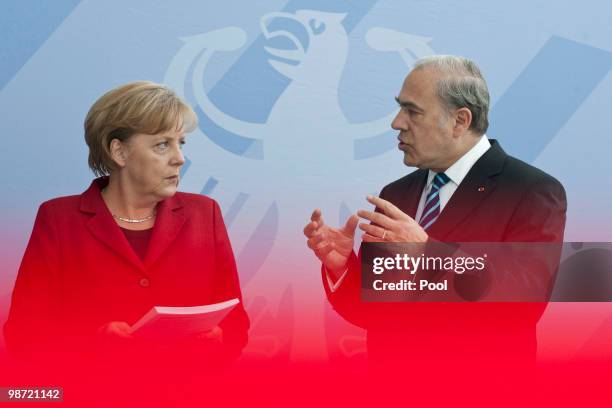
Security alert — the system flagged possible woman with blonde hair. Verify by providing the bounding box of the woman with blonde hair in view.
[4,81,249,367]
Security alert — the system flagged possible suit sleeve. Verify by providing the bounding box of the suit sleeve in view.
[322,251,371,329]
[450,177,567,304]
[3,202,63,359]
[503,177,567,242]
[498,177,566,301]
[211,200,250,362]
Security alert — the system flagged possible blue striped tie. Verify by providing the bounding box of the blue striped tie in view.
[419,172,451,230]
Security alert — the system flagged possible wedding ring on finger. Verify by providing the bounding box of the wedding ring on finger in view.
[381,229,387,240]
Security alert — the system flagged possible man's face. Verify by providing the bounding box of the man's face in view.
[391,68,457,171]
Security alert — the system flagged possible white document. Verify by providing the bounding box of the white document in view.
[130,298,239,340]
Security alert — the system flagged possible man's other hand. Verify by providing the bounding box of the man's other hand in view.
[304,209,358,279]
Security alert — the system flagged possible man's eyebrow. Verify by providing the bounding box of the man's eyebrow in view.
[395,96,423,111]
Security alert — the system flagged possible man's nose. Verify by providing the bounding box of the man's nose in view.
[391,111,404,131]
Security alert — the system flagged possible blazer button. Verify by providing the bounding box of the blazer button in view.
[139,277,150,288]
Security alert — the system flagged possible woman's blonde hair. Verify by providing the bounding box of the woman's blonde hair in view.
[84,81,197,176]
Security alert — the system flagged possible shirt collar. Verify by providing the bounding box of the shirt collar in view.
[426,135,491,187]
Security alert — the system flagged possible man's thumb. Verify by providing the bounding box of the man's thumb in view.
[343,214,359,236]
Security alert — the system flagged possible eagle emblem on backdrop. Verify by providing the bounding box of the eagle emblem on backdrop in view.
[163,9,435,361]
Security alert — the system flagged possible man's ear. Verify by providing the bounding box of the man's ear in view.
[109,138,128,168]
[453,107,473,136]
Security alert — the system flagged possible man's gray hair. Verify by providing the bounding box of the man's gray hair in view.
[414,55,490,135]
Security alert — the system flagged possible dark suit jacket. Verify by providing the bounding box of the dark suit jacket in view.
[323,140,567,364]
[4,177,249,364]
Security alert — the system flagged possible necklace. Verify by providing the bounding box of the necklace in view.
[112,212,156,223]
[101,187,156,223]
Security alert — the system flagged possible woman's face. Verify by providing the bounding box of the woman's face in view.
[118,129,186,201]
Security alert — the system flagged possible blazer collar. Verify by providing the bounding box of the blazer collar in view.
[80,177,186,272]
[426,139,506,240]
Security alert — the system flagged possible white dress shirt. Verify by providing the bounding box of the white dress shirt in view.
[414,135,491,222]
[326,135,491,292]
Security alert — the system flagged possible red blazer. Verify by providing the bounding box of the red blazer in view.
[4,177,249,361]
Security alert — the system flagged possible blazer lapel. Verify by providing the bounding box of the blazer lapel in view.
[407,170,428,219]
[144,194,185,269]
[426,140,506,240]
[393,169,428,218]
[81,179,145,271]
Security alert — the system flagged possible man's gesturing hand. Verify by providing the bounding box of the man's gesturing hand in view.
[357,195,429,243]
[303,209,358,278]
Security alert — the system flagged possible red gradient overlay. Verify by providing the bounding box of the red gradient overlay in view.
[2,248,612,406]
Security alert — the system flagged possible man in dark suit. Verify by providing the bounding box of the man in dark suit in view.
[303,55,566,367]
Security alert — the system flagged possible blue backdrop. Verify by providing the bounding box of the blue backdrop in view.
[1,0,611,361]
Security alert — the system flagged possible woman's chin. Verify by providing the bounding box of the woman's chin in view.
[156,185,178,199]
[165,187,179,197]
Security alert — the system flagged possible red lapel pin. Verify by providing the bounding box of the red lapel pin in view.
[478,186,485,192]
